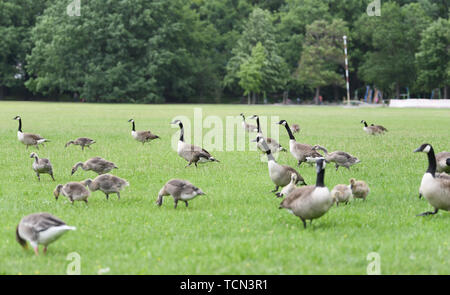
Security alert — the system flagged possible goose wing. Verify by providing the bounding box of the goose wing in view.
[139,130,159,140]
[282,186,316,207]
[29,213,66,232]
[282,166,305,184]
[24,133,44,140]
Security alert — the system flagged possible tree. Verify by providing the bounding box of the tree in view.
[416,18,450,99]
[237,42,266,104]
[295,19,349,104]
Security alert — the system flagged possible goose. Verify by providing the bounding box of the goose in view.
[171,120,219,167]
[128,119,160,144]
[30,152,55,181]
[312,145,360,171]
[240,113,258,132]
[436,151,450,173]
[156,179,205,209]
[291,124,301,134]
[349,178,370,201]
[71,157,118,175]
[65,137,96,150]
[258,137,306,193]
[279,158,334,228]
[13,116,49,149]
[54,182,90,204]
[414,143,450,216]
[275,173,298,198]
[82,174,129,200]
[331,184,352,206]
[277,120,322,166]
[16,213,76,255]
[249,115,285,153]
[419,173,450,199]
[361,120,386,135]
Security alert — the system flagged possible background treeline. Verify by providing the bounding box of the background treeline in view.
[0,0,449,103]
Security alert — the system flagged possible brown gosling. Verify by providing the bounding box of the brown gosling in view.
[30,152,55,181]
[349,178,370,201]
[156,179,205,209]
[54,182,91,205]
[331,184,352,206]
[65,137,96,150]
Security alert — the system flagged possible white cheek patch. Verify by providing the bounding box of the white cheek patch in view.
[423,145,431,153]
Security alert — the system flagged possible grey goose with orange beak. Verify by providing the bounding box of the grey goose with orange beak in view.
[171,120,219,167]
[249,115,285,153]
[30,152,55,181]
[279,158,334,229]
[65,137,96,150]
[277,120,321,166]
[128,119,160,144]
[156,179,205,209]
[414,143,450,216]
[16,213,76,256]
[240,113,258,133]
[71,157,118,175]
[360,120,387,135]
[258,136,305,193]
[13,116,49,149]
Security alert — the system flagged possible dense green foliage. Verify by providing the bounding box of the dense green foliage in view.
[0,0,449,102]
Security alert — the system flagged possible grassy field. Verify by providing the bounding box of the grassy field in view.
[0,101,449,275]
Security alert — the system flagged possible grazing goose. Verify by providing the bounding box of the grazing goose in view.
[436,151,450,173]
[128,119,160,144]
[240,113,258,132]
[13,116,49,149]
[414,143,450,216]
[249,115,285,153]
[16,213,76,255]
[156,179,205,209]
[65,137,96,150]
[291,124,301,134]
[349,178,370,201]
[171,120,219,167]
[277,120,322,166]
[54,182,90,204]
[331,184,352,206]
[82,174,129,200]
[361,120,386,135]
[71,157,118,175]
[258,137,306,193]
[279,158,334,228]
[312,145,360,171]
[275,173,298,198]
[30,152,55,181]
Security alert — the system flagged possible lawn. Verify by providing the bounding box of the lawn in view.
[0,101,449,275]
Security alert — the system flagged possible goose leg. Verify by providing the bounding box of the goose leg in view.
[271,186,279,193]
[84,199,88,204]
[81,145,85,151]
[70,197,74,205]
[185,201,188,207]
[33,246,39,256]
[417,208,439,216]
[43,246,48,254]
[300,218,307,228]
[105,194,109,200]
[185,162,192,168]
[50,173,55,181]
[335,164,339,171]
[35,144,39,150]
[36,173,40,181]
[117,192,120,200]
[297,160,302,167]
[174,199,178,209]
[26,145,29,150]
[419,193,422,199]
[156,195,163,206]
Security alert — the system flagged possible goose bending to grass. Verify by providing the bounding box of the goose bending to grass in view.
[414,143,450,216]
[156,179,205,209]
[349,178,369,201]
[71,157,118,175]
[16,213,76,255]
[361,120,386,135]
[275,173,298,198]
[13,116,49,149]
[30,152,54,181]
[250,115,285,153]
[436,151,450,173]
[331,184,352,206]
[128,119,160,144]
[258,137,305,193]
[277,120,322,166]
[240,113,258,132]
[65,138,96,150]
[171,120,219,167]
[312,145,360,171]
[82,174,129,200]
[279,158,334,228]
[54,182,90,204]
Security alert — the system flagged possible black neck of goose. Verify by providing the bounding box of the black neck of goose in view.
[241,114,245,121]
[426,147,437,177]
[18,118,22,132]
[265,149,275,161]
[179,123,184,142]
[316,167,325,187]
[256,117,261,133]
[283,122,295,140]
[131,121,135,131]
[363,121,368,127]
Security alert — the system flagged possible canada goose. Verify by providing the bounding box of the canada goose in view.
[240,113,258,132]
[349,178,370,201]
[13,116,49,149]
[30,152,54,181]
[54,182,90,204]
[331,184,352,206]
[312,145,360,171]
[277,120,322,166]
[249,115,285,153]
[414,143,450,216]
[82,174,129,200]
[128,119,160,144]
[156,179,205,209]
[71,157,118,175]
[279,158,334,228]
[171,120,219,167]
[291,124,300,134]
[16,213,76,255]
[258,137,306,193]
[360,120,386,135]
[419,173,450,199]
[275,173,298,198]
[436,151,450,173]
[65,138,96,150]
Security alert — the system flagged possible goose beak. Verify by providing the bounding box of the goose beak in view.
[250,139,257,142]
[413,147,421,153]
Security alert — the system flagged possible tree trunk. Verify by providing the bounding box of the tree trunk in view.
[0,85,4,99]
[443,86,447,100]
[315,87,320,105]
[333,85,339,101]
[395,83,400,99]
[252,92,256,104]
[248,93,251,105]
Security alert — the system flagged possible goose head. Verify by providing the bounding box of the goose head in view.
[249,115,259,120]
[414,143,432,154]
[13,115,21,120]
[349,178,356,188]
[360,120,366,124]
[277,120,288,126]
[53,184,63,200]
[315,158,326,174]
[170,120,183,127]
[29,152,38,159]
[64,141,74,148]
[82,179,93,187]
[128,119,134,123]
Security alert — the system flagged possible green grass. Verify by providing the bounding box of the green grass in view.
[0,101,449,275]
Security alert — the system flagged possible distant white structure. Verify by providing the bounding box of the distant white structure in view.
[390,99,450,109]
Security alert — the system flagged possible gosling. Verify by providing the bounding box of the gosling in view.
[54,182,91,204]
[349,178,370,201]
[156,179,205,209]
[30,152,55,181]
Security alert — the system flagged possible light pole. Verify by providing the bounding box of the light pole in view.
[343,35,350,106]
